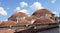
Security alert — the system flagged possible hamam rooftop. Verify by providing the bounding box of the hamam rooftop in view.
[0,9,58,33]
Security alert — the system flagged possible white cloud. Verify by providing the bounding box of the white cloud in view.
[15,7,29,14]
[53,12,56,14]
[30,2,43,10]
[53,11,58,16]
[20,1,28,8]
[15,7,20,11]
[17,9,28,14]
[51,0,56,3]
[0,7,7,16]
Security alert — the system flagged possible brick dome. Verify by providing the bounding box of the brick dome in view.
[32,9,53,15]
[17,20,31,25]
[25,16,38,20]
[0,20,17,27]
[25,16,38,24]
[11,12,28,17]
[0,29,15,33]
[33,17,55,24]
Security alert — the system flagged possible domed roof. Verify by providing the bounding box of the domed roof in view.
[11,12,28,17]
[17,20,31,25]
[32,9,53,15]
[25,16,38,20]
[0,20,17,27]
[0,29,15,33]
[33,17,55,24]
[0,22,2,24]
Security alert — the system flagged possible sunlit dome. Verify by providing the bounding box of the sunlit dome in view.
[25,16,38,24]
[0,20,17,27]
[11,12,28,17]
[33,17,55,24]
[17,20,31,25]
[32,9,54,15]
[25,16,38,20]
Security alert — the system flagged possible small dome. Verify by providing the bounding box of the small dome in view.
[33,17,55,24]
[17,20,31,25]
[11,12,28,17]
[0,20,17,27]
[25,16,38,20]
[32,9,53,15]
[0,29,15,33]
[25,16,38,24]
[0,22,2,24]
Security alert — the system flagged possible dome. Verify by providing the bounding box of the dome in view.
[32,9,53,15]
[25,16,38,20]
[0,22,2,24]
[17,20,31,25]
[33,17,55,24]
[25,16,38,24]
[0,20,17,27]
[11,12,28,17]
[0,29,15,33]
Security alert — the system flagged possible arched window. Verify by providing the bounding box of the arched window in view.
[16,16,25,23]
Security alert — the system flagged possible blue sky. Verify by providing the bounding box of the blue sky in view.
[0,0,60,21]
